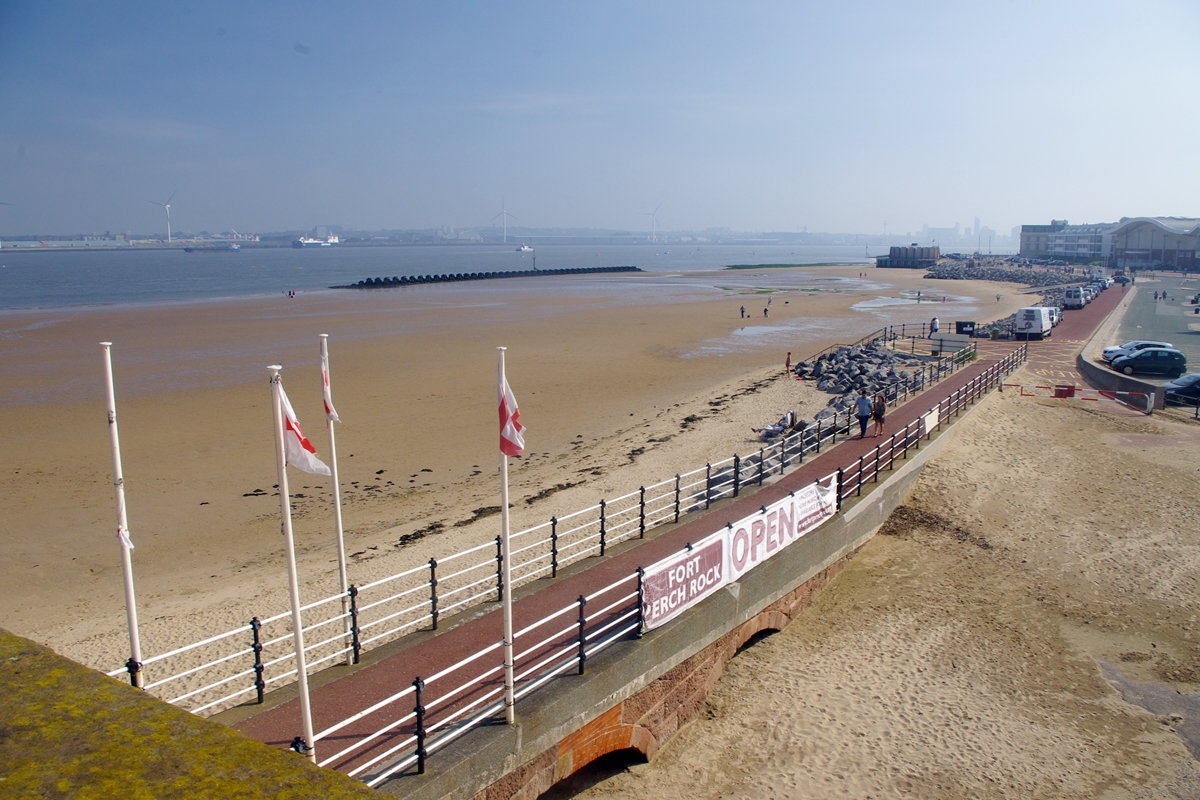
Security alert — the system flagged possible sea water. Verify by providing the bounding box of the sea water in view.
[0,244,874,310]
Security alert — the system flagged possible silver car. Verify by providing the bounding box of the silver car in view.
[1102,340,1173,363]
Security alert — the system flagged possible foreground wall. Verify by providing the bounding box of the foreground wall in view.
[386,413,968,800]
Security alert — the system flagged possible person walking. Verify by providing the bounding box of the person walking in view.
[785,352,792,374]
[763,307,769,318]
[740,305,746,318]
[929,317,939,338]
[855,391,872,439]
[871,394,887,438]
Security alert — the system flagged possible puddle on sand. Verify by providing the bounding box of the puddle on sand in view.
[1100,659,1200,759]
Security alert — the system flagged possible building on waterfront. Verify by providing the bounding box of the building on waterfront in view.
[1020,216,1200,269]
[876,245,940,269]
[1108,217,1199,271]
[1018,220,1068,259]
[1045,222,1116,263]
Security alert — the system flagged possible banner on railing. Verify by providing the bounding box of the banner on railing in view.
[727,479,837,582]
[641,532,726,631]
[641,476,837,632]
[921,407,939,436]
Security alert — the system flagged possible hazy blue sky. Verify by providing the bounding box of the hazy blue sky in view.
[1,1,1197,237]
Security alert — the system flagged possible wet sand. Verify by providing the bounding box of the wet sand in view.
[0,265,1033,680]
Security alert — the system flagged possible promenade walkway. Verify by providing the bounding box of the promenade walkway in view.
[232,285,1125,782]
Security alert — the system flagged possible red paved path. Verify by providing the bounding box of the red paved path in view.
[233,285,1124,778]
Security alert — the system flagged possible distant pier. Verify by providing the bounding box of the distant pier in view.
[332,265,642,289]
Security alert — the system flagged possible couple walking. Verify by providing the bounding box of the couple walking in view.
[855,390,887,438]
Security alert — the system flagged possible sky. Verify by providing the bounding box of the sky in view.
[1,1,1198,238]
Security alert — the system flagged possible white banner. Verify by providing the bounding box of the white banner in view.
[641,533,726,631]
[641,476,838,631]
[727,479,837,582]
[921,407,939,436]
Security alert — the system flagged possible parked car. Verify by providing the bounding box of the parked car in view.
[1113,275,1131,285]
[1164,373,1200,406]
[1102,340,1174,362]
[1047,308,1061,327]
[1109,347,1187,378]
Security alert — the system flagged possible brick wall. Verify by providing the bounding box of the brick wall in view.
[471,548,858,800]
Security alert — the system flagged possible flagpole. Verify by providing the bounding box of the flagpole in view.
[268,366,316,762]
[101,342,143,688]
[497,347,516,725]
[319,334,352,666]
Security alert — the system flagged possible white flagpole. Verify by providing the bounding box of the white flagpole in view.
[101,342,144,688]
[498,347,516,725]
[319,334,352,666]
[268,365,316,762]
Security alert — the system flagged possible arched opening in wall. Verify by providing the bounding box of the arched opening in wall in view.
[734,627,779,657]
[536,748,648,799]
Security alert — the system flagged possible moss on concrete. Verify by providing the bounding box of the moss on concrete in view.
[0,629,373,799]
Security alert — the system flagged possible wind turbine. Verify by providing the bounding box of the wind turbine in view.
[0,201,11,250]
[639,203,661,243]
[150,190,177,243]
[491,196,516,243]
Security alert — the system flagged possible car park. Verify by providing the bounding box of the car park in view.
[1164,374,1200,406]
[1102,340,1174,362]
[1109,347,1187,378]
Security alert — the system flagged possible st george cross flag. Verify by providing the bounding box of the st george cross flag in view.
[279,384,332,476]
[498,369,525,457]
[320,349,340,423]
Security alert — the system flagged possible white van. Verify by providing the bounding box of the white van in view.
[1064,287,1086,309]
[1015,307,1053,340]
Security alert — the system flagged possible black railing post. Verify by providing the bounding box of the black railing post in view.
[428,559,439,631]
[732,455,741,497]
[836,469,844,512]
[598,499,607,556]
[705,463,712,509]
[413,677,427,775]
[495,536,504,602]
[638,487,646,538]
[874,445,881,482]
[816,419,823,452]
[576,595,588,674]
[250,617,265,704]
[636,568,645,638]
[550,517,559,578]
[674,474,681,522]
[348,586,361,664]
[856,456,864,496]
[125,657,143,689]
[758,448,766,485]
[831,412,838,444]
[780,435,788,473]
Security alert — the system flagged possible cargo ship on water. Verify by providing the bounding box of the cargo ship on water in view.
[292,235,340,248]
[184,243,241,253]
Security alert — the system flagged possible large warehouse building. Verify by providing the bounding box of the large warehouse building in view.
[1019,216,1199,268]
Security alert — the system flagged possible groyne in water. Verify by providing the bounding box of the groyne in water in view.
[331,265,642,289]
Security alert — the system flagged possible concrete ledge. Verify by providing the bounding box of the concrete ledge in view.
[382,397,975,800]
[1075,353,1164,409]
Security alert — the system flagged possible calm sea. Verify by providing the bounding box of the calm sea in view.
[0,244,876,311]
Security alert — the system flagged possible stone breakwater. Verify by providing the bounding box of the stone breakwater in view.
[923,264,1077,288]
[791,342,931,424]
[331,265,642,289]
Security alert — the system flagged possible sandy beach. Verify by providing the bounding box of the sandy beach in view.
[0,264,1031,675]
[4,261,1200,795]
[563,371,1200,800]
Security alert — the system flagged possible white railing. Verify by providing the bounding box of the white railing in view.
[110,340,1009,719]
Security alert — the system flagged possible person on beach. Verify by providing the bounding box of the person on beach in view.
[785,352,792,373]
[929,317,939,338]
[996,293,1001,302]
[855,391,872,439]
[763,307,769,318]
[741,305,746,318]
[872,394,887,437]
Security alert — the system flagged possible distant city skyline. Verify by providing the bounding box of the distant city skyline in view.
[1,2,1197,238]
